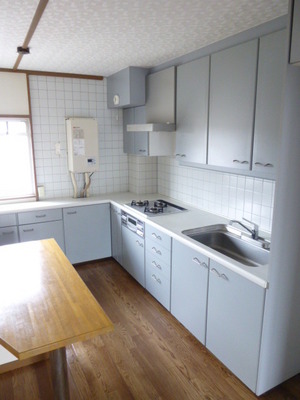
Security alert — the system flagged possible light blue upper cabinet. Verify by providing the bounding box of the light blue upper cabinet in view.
[253,29,287,177]
[290,0,300,65]
[208,39,258,169]
[176,57,209,164]
[107,67,148,109]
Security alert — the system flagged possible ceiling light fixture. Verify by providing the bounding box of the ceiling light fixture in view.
[17,46,30,55]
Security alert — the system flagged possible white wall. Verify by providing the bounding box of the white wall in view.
[29,75,127,198]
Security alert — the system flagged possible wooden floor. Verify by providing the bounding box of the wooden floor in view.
[1,258,300,400]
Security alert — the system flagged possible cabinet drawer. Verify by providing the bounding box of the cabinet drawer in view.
[18,220,65,252]
[145,225,171,250]
[146,266,170,310]
[146,250,170,279]
[18,208,62,225]
[0,213,17,228]
[0,226,18,246]
[146,239,171,265]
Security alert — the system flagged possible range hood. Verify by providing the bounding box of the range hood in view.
[127,122,176,132]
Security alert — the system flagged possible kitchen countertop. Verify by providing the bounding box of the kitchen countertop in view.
[0,192,270,288]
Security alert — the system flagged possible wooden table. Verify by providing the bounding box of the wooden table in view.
[0,239,113,399]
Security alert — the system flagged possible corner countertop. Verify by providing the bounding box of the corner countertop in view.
[0,192,270,288]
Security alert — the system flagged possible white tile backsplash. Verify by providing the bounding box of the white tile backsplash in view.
[157,157,275,232]
[29,76,128,198]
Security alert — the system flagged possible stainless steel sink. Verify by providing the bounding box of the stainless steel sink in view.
[182,224,270,267]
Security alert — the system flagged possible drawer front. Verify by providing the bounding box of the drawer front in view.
[18,220,65,252]
[0,226,19,246]
[145,266,170,310]
[18,208,62,225]
[146,250,171,279]
[146,239,171,265]
[145,225,171,251]
[0,213,17,228]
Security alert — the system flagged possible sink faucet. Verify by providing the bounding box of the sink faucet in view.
[229,218,259,240]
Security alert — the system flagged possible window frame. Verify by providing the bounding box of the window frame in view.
[0,116,37,203]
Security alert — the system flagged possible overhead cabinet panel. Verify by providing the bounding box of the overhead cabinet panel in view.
[176,57,209,164]
[0,72,29,115]
[253,29,287,176]
[208,39,258,169]
[290,0,300,65]
[107,67,148,108]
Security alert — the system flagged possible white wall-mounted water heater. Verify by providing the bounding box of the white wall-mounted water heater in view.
[66,117,99,173]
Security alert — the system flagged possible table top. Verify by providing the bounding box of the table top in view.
[0,239,113,360]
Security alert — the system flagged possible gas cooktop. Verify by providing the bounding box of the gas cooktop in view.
[125,199,187,217]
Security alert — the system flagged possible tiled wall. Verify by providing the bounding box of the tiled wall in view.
[128,155,157,194]
[29,75,127,198]
[158,157,275,232]
[28,74,275,231]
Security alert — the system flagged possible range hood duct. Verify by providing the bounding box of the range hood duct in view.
[127,122,176,132]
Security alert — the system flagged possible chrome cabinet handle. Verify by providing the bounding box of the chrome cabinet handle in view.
[67,211,77,215]
[151,233,162,240]
[175,153,186,158]
[152,261,162,270]
[23,228,34,232]
[192,257,208,269]
[220,273,229,281]
[35,214,46,218]
[2,230,14,235]
[152,247,162,255]
[233,160,249,164]
[139,149,146,153]
[152,274,162,284]
[136,240,143,247]
[255,162,274,168]
[211,267,220,277]
[211,268,229,281]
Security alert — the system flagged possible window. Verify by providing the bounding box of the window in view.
[0,118,36,202]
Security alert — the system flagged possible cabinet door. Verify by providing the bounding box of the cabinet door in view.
[123,107,148,155]
[146,67,175,124]
[0,226,18,246]
[171,240,209,344]
[176,57,209,163]
[206,260,265,391]
[123,108,135,154]
[208,40,258,169]
[253,29,286,176]
[121,226,145,287]
[19,220,65,252]
[133,106,148,155]
[63,204,111,264]
[111,205,122,265]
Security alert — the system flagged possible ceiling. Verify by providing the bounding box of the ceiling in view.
[0,0,288,77]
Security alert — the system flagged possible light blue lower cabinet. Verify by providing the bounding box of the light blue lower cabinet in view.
[145,250,171,310]
[0,226,19,246]
[121,225,145,287]
[18,208,65,252]
[206,259,265,392]
[171,239,209,344]
[63,203,111,264]
[145,224,172,310]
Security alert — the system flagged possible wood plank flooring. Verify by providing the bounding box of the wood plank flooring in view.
[1,258,300,399]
